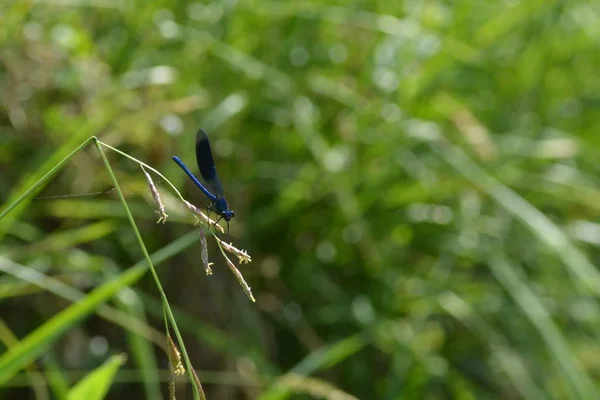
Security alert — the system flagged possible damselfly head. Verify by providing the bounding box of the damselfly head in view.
[214,198,234,221]
[222,210,235,221]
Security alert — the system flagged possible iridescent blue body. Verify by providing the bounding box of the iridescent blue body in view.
[172,129,235,233]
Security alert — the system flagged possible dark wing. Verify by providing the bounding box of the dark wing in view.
[195,129,225,198]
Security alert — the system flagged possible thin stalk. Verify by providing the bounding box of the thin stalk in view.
[94,139,206,400]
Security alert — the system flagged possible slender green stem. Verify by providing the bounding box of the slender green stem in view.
[94,139,206,400]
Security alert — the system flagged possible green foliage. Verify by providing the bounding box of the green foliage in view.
[2,0,600,399]
[0,253,146,386]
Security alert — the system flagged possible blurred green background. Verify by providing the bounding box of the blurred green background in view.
[2,0,600,399]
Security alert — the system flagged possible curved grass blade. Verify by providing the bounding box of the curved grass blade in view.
[0,135,97,238]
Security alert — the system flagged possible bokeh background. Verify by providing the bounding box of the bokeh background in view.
[2,0,600,399]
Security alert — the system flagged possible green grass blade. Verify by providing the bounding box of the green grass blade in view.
[438,291,546,400]
[5,221,117,259]
[43,353,70,400]
[0,248,173,348]
[0,135,96,239]
[259,334,367,400]
[114,289,162,400]
[0,263,147,385]
[66,354,127,400]
[490,258,596,399]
